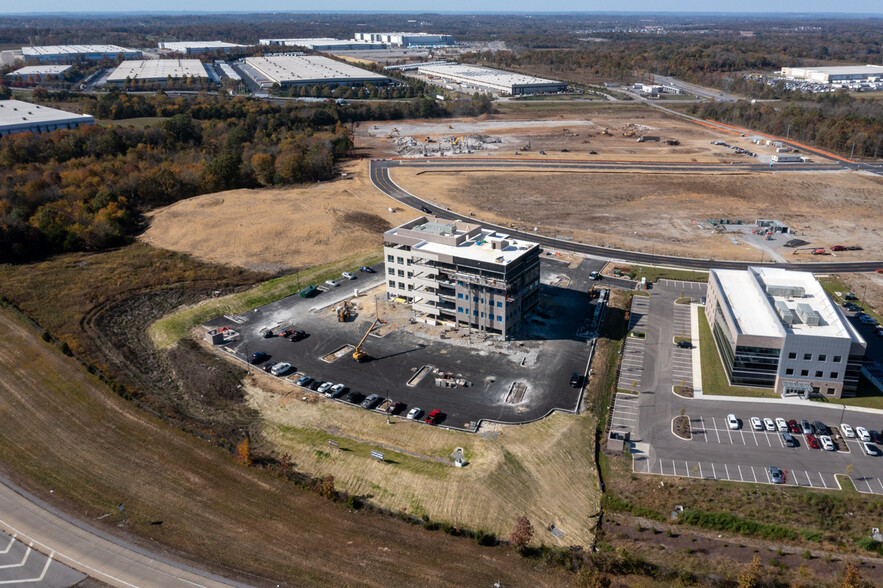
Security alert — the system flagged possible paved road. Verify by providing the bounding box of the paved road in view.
[651,74,741,103]
[0,477,241,587]
[369,159,883,273]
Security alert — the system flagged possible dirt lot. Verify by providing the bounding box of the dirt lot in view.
[141,160,398,273]
[390,167,883,262]
[0,305,575,587]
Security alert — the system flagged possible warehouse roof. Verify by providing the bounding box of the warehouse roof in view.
[0,100,93,130]
[6,65,72,76]
[106,59,209,82]
[417,63,563,88]
[786,65,883,75]
[244,55,388,84]
[22,44,136,57]
[159,41,246,51]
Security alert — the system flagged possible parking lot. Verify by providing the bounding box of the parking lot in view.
[0,531,84,587]
[204,257,603,431]
[618,294,649,392]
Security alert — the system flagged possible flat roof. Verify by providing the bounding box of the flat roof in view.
[259,38,382,49]
[7,65,72,76]
[243,55,388,84]
[389,218,537,265]
[786,65,883,75]
[712,267,857,340]
[22,44,136,57]
[417,63,563,89]
[106,59,209,82]
[159,41,246,50]
[0,99,93,128]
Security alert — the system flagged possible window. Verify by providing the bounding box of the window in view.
[803,353,811,360]
[407,285,413,291]
[457,307,463,313]
[818,354,826,361]
[397,270,404,277]
[464,295,469,301]
[815,371,823,378]
[497,316,502,322]
[826,388,835,395]
[488,313,494,320]
[785,368,794,375]
[830,372,838,379]
[407,272,413,278]
[788,352,797,359]
[388,268,394,275]
[800,370,809,376]
[480,312,485,318]
[480,298,485,303]
[473,310,478,316]
[387,254,394,262]
[398,282,405,289]
[388,280,395,287]
[457,293,463,299]
[397,257,404,264]
[833,356,842,363]
[497,301,503,308]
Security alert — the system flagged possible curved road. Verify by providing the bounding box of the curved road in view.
[370,158,883,273]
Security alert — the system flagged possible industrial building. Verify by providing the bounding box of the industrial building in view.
[0,100,94,136]
[6,65,72,83]
[781,65,883,84]
[158,41,247,54]
[383,216,541,336]
[259,38,386,51]
[105,59,210,85]
[354,32,454,46]
[242,55,389,88]
[18,45,141,63]
[416,63,566,95]
[705,267,866,398]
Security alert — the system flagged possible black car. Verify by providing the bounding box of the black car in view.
[871,430,883,445]
[813,421,829,436]
[570,372,582,388]
[262,362,276,373]
[308,380,323,391]
[344,391,364,405]
[420,205,432,214]
[359,266,376,273]
[385,401,406,415]
[288,330,307,341]
[676,341,692,349]
[262,329,275,338]
[250,351,269,364]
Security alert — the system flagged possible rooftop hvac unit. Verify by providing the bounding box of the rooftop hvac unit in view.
[775,300,795,324]
[796,303,820,326]
[766,284,805,298]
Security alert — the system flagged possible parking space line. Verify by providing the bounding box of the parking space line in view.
[685,461,690,477]
[712,418,722,443]
[711,463,716,478]
[725,422,733,444]
[724,464,730,480]
[699,417,707,442]
[698,462,703,478]
[819,473,828,489]
[737,465,743,481]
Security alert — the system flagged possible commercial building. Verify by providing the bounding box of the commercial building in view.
[781,65,883,84]
[416,63,566,95]
[6,65,72,83]
[0,100,94,136]
[259,38,386,51]
[242,55,389,88]
[705,267,866,398]
[354,32,454,46]
[105,59,210,85]
[383,216,541,336]
[19,44,141,63]
[158,41,246,54]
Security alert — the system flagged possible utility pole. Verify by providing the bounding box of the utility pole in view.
[850,142,856,161]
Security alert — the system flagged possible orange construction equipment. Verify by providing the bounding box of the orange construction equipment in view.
[352,319,379,362]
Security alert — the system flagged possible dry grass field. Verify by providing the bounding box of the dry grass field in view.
[141,159,400,273]
[0,305,576,587]
[244,373,601,547]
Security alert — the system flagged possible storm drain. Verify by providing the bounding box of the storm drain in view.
[505,381,529,404]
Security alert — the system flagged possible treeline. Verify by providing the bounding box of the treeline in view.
[689,96,883,158]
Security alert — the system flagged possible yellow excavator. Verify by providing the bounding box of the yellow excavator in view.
[352,319,379,362]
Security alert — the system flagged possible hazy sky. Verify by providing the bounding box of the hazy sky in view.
[3,1,882,14]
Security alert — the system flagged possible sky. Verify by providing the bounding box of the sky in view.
[2,2,882,15]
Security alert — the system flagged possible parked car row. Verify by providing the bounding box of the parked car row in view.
[729,413,882,456]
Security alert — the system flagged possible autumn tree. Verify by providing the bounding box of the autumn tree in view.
[738,554,763,588]
[235,438,252,466]
[509,516,534,553]
[319,474,336,500]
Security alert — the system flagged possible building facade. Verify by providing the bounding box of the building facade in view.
[383,216,540,336]
[0,100,94,136]
[354,33,454,46]
[705,267,866,398]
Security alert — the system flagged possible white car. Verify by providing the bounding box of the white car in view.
[270,362,291,376]
[775,418,788,432]
[327,383,346,398]
[342,272,356,280]
[820,435,835,451]
[750,417,763,431]
[763,418,776,432]
[325,279,339,287]
[857,426,871,442]
[727,414,740,430]
[406,407,423,420]
[841,424,855,438]
[864,442,880,456]
[317,382,333,394]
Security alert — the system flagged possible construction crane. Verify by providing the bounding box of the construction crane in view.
[352,319,379,362]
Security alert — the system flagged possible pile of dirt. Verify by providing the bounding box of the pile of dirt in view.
[390,134,504,157]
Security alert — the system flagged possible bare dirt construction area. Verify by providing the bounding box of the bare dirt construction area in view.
[140,160,399,273]
[244,373,600,548]
[358,107,770,162]
[390,168,883,262]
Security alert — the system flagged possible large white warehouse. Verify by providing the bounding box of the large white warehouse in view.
[0,100,94,136]
[158,41,246,54]
[243,55,389,88]
[19,44,141,63]
[354,32,454,46]
[417,63,566,96]
[781,65,883,83]
[259,38,385,51]
[105,59,210,85]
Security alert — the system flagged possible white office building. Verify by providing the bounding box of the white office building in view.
[705,267,866,398]
[0,100,94,136]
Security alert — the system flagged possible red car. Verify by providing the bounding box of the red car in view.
[787,419,801,434]
[806,434,820,449]
[424,409,441,425]
[831,245,846,252]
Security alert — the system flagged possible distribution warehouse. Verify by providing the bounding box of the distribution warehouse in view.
[0,100,94,136]
[354,32,454,46]
[6,65,72,83]
[242,55,389,88]
[704,267,866,399]
[417,63,566,95]
[158,41,246,54]
[105,59,209,84]
[259,38,386,50]
[780,65,883,83]
[19,44,141,63]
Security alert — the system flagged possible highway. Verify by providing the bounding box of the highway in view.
[369,158,883,273]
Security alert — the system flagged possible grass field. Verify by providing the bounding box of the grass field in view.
[614,264,709,284]
[698,312,778,398]
[0,304,575,586]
